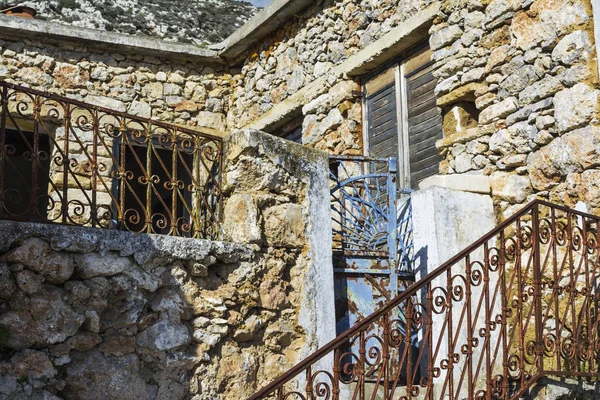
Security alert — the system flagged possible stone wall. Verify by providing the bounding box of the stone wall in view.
[228,0,435,146]
[0,129,336,400]
[222,129,336,377]
[430,0,600,218]
[0,37,230,133]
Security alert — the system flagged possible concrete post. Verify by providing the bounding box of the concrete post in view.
[411,186,495,399]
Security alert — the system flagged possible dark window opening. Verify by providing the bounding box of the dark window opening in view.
[279,117,304,144]
[114,136,194,235]
[1,129,51,220]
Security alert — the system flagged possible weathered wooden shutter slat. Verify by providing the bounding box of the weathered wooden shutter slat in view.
[406,62,443,189]
[367,82,398,161]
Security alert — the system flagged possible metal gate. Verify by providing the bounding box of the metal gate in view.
[330,155,416,381]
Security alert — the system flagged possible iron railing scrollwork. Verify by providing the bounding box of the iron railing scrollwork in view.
[249,200,600,400]
[0,81,223,239]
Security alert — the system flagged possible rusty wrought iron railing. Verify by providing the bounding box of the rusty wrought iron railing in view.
[0,81,223,239]
[249,200,600,400]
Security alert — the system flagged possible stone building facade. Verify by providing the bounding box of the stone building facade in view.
[0,0,600,398]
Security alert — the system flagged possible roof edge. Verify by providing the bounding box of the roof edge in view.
[213,0,314,62]
[0,14,222,64]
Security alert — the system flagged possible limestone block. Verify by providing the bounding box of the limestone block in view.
[223,194,262,245]
[554,83,599,133]
[6,238,74,284]
[519,76,563,105]
[136,318,191,351]
[419,174,491,194]
[430,25,463,50]
[63,351,151,399]
[552,31,592,65]
[196,111,227,131]
[489,121,537,155]
[73,252,133,278]
[528,126,600,189]
[490,172,533,203]
[128,100,152,118]
[0,263,15,300]
[479,97,518,124]
[0,288,84,349]
[86,95,126,112]
[263,203,305,248]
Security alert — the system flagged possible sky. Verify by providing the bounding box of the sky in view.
[245,0,272,7]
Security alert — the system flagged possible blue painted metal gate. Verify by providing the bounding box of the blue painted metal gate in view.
[329,155,416,381]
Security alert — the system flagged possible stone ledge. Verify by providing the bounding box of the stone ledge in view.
[419,174,492,194]
[0,14,221,64]
[0,220,254,265]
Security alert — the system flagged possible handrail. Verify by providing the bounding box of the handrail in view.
[249,199,600,399]
[0,80,223,239]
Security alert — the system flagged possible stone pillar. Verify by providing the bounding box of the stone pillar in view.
[411,186,495,398]
[222,129,336,384]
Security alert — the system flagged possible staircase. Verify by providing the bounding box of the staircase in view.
[249,200,600,400]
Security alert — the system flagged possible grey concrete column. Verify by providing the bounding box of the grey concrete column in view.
[411,186,495,398]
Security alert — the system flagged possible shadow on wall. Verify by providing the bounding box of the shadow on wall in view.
[524,377,600,400]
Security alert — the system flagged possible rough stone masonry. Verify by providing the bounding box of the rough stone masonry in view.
[0,130,335,400]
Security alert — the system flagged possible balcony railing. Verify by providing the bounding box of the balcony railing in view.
[249,200,600,400]
[0,81,223,239]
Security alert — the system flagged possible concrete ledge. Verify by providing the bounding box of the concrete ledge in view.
[242,4,439,132]
[0,14,221,64]
[419,173,491,194]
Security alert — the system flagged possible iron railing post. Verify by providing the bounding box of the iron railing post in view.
[387,157,398,317]
[532,204,544,375]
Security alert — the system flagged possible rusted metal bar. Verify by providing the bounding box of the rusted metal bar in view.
[0,80,222,239]
[249,200,600,400]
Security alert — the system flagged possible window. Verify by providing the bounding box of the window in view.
[1,129,51,220]
[363,45,443,190]
[112,134,194,235]
[279,117,303,144]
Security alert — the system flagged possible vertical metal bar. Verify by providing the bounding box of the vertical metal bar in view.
[532,204,544,375]
[446,268,455,400]
[118,120,126,230]
[483,241,492,400]
[582,211,591,375]
[382,311,390,399]
[216,139,224,239]
[171,129,177,236]
[500,229,509,400]
[465,255,474,400]
[406,297,414,399]
[359,330,366,400]
[333,349,340,400]
[90,110,99,227]
[193,136,200,238]
[305,366,313,400]
[29,96,40,219]
[426,282,434,400]
[550,207,561,372]
[567,210,577,373]
[388,157,399,322]
[0,85,7,217]
[145,129,152,234]
[61,104,71,225]
[515,217,525,389]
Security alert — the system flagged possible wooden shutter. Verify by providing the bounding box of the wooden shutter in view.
[282,125,302,144]
[366,67,398,164]
[405,56,443,189]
